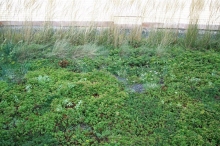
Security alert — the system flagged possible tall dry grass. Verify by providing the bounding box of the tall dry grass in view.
[0,0,219,50]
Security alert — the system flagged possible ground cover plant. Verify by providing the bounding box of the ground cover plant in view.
[0,25,220,145]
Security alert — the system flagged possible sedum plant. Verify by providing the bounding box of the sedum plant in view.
[0,68,129,145]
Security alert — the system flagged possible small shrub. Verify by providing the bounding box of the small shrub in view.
[0,40,16,64]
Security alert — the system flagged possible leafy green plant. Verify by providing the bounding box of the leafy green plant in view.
[0,68,129,145]
[0,40,16,64]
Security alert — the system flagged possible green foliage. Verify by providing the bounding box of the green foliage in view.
[96,28,115,47]
[185,24,199,48]
[183,25,220,51]
[146,29,178,47]
[14,43,52,61]
[0,25,220,145]
[209,30,220,51]
[128,27,143,48]
[1,25,220,51]
[0,68,128,145]
[0,40,16,64]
